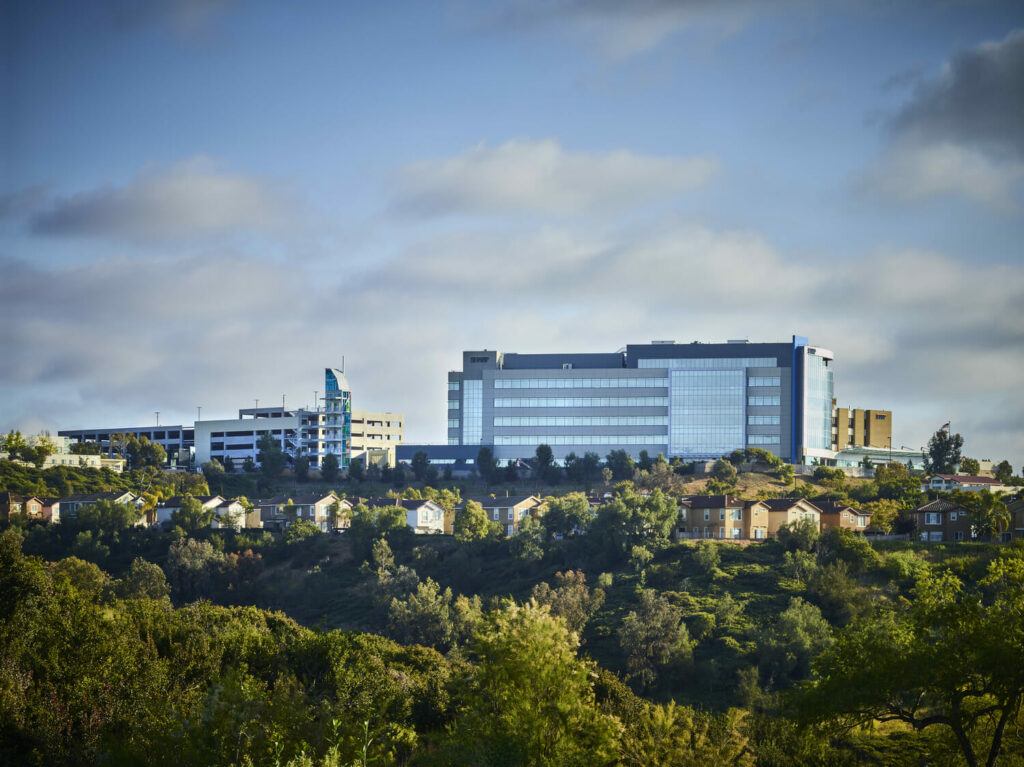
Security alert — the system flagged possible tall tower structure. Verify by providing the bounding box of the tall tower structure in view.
[323,367,352,469]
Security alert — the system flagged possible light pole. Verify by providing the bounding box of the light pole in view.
[155,411,160,427]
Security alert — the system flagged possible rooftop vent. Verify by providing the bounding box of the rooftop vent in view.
[651,340,675,345]
[727,339,750,344]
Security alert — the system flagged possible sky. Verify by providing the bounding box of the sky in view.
[2,0,1023,466]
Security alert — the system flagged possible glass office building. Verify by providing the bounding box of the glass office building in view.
[447,336,835,465]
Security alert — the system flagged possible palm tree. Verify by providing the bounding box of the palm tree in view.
[970,490,1010,541]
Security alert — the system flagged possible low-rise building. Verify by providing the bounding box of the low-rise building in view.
[467,495,544,537]
[58,491,140,520]
[1009,496,1024,540]
[1,492,45,522]
[925,474,1012,494]
[362,497,445,534]
[677,495,770,540]
[761,498,822,537]
[157,495,226,527]
[814,499,871,532]
[256,493,346,532]
[909,499,972,542]
[351,409,404,468]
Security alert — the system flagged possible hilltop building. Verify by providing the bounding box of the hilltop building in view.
[445,336,834,465]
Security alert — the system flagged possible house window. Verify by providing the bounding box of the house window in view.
[731,528,741,539]
[754,529,764,539]
[719,510,725,520]
[731,509,742,521]
[954,531,965,541]
[507,524,514,536]
[925,512,941,525]
[949,511,958,521]
[492,510,499,521]
[929,531,943,542]
[719,526,725,538]
[704,510,710,521]
[704,527,710,538]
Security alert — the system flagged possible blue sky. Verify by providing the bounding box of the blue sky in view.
[2,0,1023,466]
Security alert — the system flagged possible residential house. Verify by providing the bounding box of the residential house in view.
[1009,496,1024,540]
[678,495,770,540]
[39,498,61,524]
[362,497,446,534]
[257,493,345,532]
[157,496,225,527]
[925,474,1012,494]
[1,493,45,522]
[211,498,248,531]
[909,499,973,542]
[58,491,140,520]
[761,498,822,537]
[813,498,871,532]
[469,495,545,537]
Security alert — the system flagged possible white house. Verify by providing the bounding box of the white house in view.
[156,495,225,527]
[926,474,1012,494]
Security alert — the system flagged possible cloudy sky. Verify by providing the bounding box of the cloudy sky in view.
[2,0,1023,465]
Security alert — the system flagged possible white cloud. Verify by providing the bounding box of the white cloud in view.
[394,139,717,216]
[864,141,1024,212]
[31,156,292,241]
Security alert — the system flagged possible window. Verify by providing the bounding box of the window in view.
[748,396,781,407]
[719,509,725,520]
[925,512,941,525]
[704,510,710,521]
[731,528,741,539]
[748,415,781,425]
[494,415,668,427]
[704,527,710,538]
[719,527,725,538]
[448,400,460,410]
[494,377,668,389]
[448,419,459,429]
[928,531,943,542]
[954,531,965,541]
[747,435,780,445]
[754,528,765,539]
[469,356,489,363]
[507,524,514,536]
[448,381,460,391]
[639,357,776,369]
[463,381,483,445]
[494,396,668,408]
[494,435,666,446]
[949,511,958,521]
[492,510,499,521]
[747,376,781,387]
[731,509,742,520]
[857,516,867,527]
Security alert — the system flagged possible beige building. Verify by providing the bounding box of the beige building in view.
[678,495,770,540]
[761,498,822,536]
[351,409,404,467]
[832,404,892,451]
[468,495,545,537]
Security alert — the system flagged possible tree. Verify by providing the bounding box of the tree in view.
[453,500,499,543]
[774,464,795,486]
[710,458,738,488]
[954,489,1010,541]
[2,429,27,454]
[924,429,964,475]
[618,590,692,690]
[530,570,605,634]
[535,443,560,484]
[692,540,720,575]
[541,492,594,539]
[993,460,1014,484]
[117,557,170,600]
[445,601,620,766]
[799,560,1024,767]
[511,513,545,562]
[620,703,754,767]
[242,455,257,473]
[165,537,223,600]
[776,517,820,552]
[283,518,319,542]
[222,455,235,473]
[170,495,214,533]
[347,455,364,482]
[293,455,310,481]
[874,461,922,508]
[256,432,287,480]
[476,447,498,484]
[76,500,141,533]
[411,450,429,482]
[761,597,832,685]
[957,457,980,475]
[605,450,635,482]
[864,498,900,534]
[201,459,225,492]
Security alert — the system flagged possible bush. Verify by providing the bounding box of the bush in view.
[776,517,820,553]
[885,550,930,582]
[693,540,721,575]
[817,527,881,575]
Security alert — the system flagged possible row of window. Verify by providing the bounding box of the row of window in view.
[748,396,781,406]
[448,381,460,391]
[748,415,781,425]
[448,400,459,409]
[494,397,668,408]
[494,377,668,389]
[679,527,767,540]
[448,419,459,429]
[747,435,781,445]
[747,376,781,387]
[494,416,668,427]
[638,357,777,369]
[494,435,667,446]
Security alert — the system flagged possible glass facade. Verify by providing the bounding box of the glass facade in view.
[462,380,483,445]
[748,435,780,445]
[748,415,780,425]
[747,377,781,387]
[448,381,460,391]
[494,396,667,408]
[748,395,781,406]
[494,434,666,446]
[669,370,745,457]
[448,400,459,409]
[494,415,667,427]
[494,377,667,388]
[803,353,834,451]
[639,357,776,369]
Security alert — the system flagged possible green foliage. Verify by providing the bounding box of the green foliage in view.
[774,464,795,485]
[531,570,605,634]
[411,450,429,482]
[993,460,1013,484]
[387,576,481,651]
[535,443,560,484]
[541,492,594,539]
[453,500,499,543]
[117,557,170,600]
[618,590,692,691]
[864,498,900,533]
[77,499,142,533]
[257,432,288,480]
[693,540,721,575]
[782,549,818,583]
[958,457,981,475]
[800,558,1024,767]
[169,494,213,533]
[564,451,602,484]
[475,447,498,484]
[776,517,820,552]
[293,455,310,481]
[620,702,755,767]
[511,512,544,563]
[924,429,963,475]
[606,449,635,481]
[954,489,1011,539]
[284,518,321,543]
[165,536,223,601]
[760,597,832,685]
[817,527,881,575]
[444,601,620,766]
[884,550,930,583]
[320,452,339,482]
[711,458,739,487]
